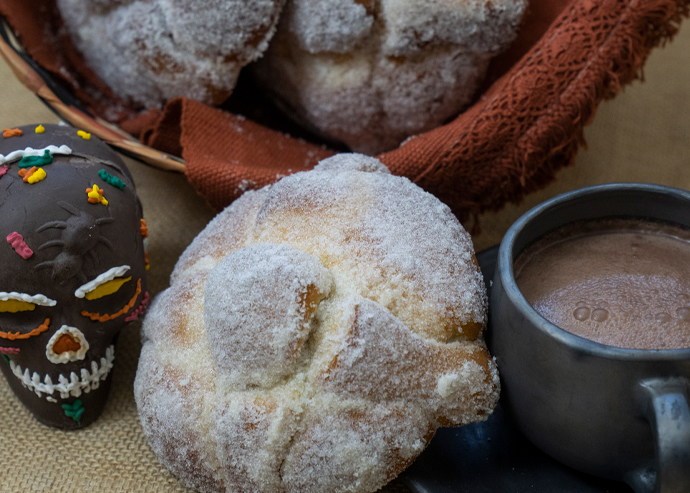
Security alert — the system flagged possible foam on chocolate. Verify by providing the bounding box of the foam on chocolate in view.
[516,218,690,350]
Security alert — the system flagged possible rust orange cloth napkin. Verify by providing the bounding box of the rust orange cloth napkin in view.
[1,0,688,221]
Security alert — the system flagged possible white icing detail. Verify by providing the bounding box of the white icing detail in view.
[45,325,90,364]
[0,292,57,307]
[9,345,114,400]
[74,265,131,298]
[0,145,72,165]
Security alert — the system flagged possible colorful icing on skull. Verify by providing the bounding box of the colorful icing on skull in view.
[0,124,148,429]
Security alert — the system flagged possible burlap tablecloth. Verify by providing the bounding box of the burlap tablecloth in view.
[1,21,690,493]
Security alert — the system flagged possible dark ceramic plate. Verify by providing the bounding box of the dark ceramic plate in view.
[400,246,632,493]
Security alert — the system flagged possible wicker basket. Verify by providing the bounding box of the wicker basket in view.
[0,17,184,172]
[0,0,688,220]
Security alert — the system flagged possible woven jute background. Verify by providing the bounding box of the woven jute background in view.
[1,20,690,493]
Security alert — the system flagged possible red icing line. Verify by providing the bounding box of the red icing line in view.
[125,291,149,322]
[6,232,33,259]
[0,347,20,355]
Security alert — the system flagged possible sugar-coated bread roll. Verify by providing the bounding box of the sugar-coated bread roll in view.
[56,0,286,107]
[134,153,499,493]
[253,0,528,154]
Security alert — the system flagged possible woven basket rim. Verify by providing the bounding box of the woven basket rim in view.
[0,17,186,172]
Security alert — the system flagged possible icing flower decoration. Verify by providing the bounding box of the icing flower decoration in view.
[77,130,91,140]
[140,219,149,238]
[35,125,45,134]
[6,232,34,259]
[18,149,53,168]
[86,184,108,206]
[98,169,126,190]
[124,291,149,322]
[3,128,23,139]
[62,399,85,426]
[140,219,150,270]
[18,166,47,184]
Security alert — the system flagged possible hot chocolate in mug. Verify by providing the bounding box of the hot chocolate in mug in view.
[490,183,690,493]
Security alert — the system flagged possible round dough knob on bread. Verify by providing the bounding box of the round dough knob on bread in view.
[205,243,334,388]
[135,153,499,493]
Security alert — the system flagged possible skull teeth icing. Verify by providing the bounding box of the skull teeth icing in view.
[74,265,130,299]
[9,345,115,401]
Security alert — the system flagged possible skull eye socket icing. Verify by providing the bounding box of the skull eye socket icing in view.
[0,145,72,165]
[81,279,142,322]
[84,277,132,300]
[0,293,56,314]
[74,265,130,299]
[0,300,36,312]
[0,318,50,340]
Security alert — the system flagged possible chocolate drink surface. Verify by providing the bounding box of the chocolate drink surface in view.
[514,218,690,350]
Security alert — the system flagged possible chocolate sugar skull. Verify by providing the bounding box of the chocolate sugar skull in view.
[0,124,148,429]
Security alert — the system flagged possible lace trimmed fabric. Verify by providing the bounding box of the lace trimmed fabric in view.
[0,0,688,222]
[382,0,690,225]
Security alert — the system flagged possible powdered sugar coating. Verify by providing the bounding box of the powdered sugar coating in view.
[251,163,487,341]
[286,0,374,53]
[317,297,496,424]
[253,0,527,154]
[313,153,390,174]
[171,188,270,283]
[205,244,334,388]
[57,0,286,107]
[280,401,432,493]
[381,0,525,55]
[135,155,498,493]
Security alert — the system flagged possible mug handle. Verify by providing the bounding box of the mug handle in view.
[627,377,690,493]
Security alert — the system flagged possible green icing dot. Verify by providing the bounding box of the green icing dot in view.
[1,355,9,366]
[98,169,126,190]
[18,149,53,168]
[62,399,85,426]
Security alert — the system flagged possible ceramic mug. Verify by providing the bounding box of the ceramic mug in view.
[490,183,690,493]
